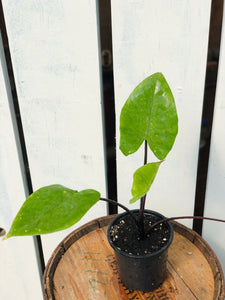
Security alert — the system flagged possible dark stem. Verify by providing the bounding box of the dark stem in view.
[100,196,225,240]
[143,139,148,165]
[139,140,148,220]
[147,215,225,234]
[138,140,148,237]
[100,197,140,231]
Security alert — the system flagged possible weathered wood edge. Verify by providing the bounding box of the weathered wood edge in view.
[42,215,115,299]
[42,216,225,300]
[172,221,225,300]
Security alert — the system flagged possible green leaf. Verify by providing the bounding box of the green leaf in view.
[6,185,100,238]
[120,72,178,160]
[130,162,162,204]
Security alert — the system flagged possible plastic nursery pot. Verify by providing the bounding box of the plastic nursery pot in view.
[107,209,174,292]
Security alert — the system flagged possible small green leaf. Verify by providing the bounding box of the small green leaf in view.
[6,185,100,238]
[120,73,178,160]
[130,162,162,204]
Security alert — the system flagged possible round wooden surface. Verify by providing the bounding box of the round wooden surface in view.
[43,215,225,300]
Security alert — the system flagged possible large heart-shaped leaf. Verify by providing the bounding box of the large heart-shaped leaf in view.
[130,162,162,204]
[120,73,178,160]
[6,185,100,238]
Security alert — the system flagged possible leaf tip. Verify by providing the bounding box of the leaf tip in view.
[129,194,144,204]
[129,198,135,204]
[2,231,11,240]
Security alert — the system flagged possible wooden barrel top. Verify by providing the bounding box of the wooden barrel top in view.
[43,215,225,300]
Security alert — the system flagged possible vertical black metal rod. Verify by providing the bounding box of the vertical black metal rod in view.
[0,1,45,278]
[193,0,224,235]
[97,0,117,214]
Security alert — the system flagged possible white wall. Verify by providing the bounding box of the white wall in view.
[0,31,42,300]
[1,1,224,299]
[111,0,211,226]
[1,1,106,299]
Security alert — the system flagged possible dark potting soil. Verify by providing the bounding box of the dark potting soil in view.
[109,213,171,256]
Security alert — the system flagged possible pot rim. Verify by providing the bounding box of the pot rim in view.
[107,209,174,259]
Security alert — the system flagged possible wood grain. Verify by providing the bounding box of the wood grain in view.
[43,215,225,299]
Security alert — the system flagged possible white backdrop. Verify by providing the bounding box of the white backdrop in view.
[1,1,224,299]
[111,0,211,223]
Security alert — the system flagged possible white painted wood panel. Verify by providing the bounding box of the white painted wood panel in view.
[203,3,225,272]
[111,0,211,227]
[0,33,42,300]
[2,0,107,262]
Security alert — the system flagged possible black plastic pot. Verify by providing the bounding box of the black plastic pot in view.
[107,209,174,292]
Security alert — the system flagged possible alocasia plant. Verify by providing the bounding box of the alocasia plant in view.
[4,72,179,239]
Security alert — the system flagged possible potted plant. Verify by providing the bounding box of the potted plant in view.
[3,72,225,292]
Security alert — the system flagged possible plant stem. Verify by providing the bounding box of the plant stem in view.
[100,195,225,240]
[100,197,140,231]
[144,139,148,165]
[139,140,148,218]
[146,215,225,234]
